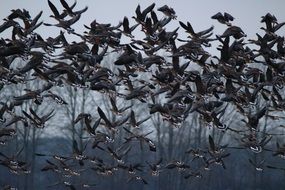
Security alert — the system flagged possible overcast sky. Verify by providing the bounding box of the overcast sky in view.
[1,0,285,36]
[1,0,285,54]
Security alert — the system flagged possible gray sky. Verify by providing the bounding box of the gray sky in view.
[1,1,285,37]
[1,1,285,49]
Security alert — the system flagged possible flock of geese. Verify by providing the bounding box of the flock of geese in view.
[1,0,285,189]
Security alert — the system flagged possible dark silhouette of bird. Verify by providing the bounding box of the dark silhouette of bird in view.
[22,107,55,128]
[211,12,234,26]
[157,5,176,19]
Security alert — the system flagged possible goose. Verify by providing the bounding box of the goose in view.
[123,127,156,152]
[157,5,176,19]
[211,12,234,26]
[133,3,155,24]
[22,107,55,128]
